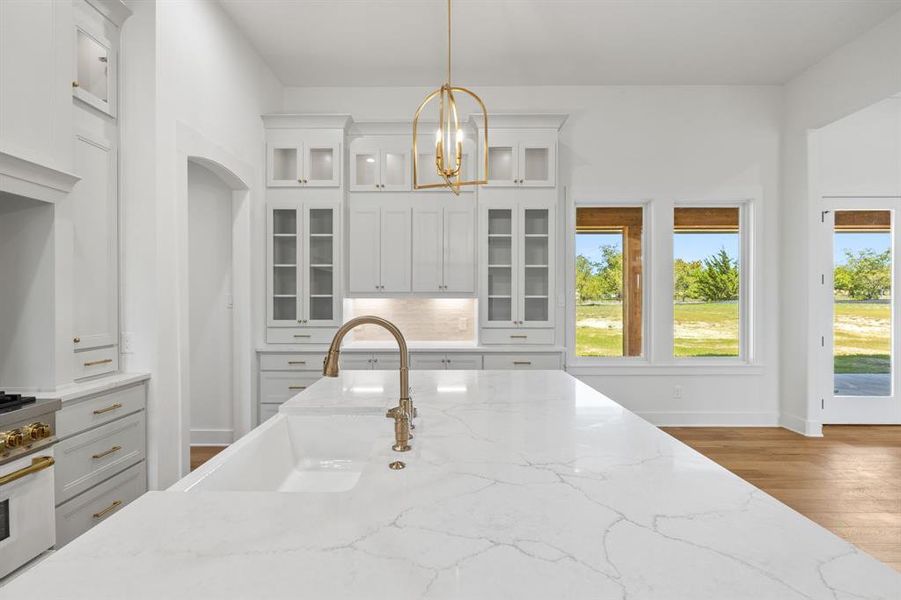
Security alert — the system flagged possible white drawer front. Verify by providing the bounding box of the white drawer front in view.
[339,354,374,370]
[371,353,401,370]
[55,412,146,505]
[483,353,563,370]
[266,327,337,344]
[56,383,146,439]
[259,353,324,372]
[259,404,280,423]
[55,461,146,548]
[73,346,118,380]
[480,328,555,345]
[260,372,321,404]
[410,354,447,370]
[445,354,483,370]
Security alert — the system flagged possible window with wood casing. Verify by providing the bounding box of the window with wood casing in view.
[575,207,643,357]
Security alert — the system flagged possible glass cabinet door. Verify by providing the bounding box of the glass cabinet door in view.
[303,206,338,325]
[518,136,556,187]
[268,144,304,187]
[519,207,553,326]
[381,149,411,191]
[351,150,380,191]
[484,132,517,187]
[269,206,301,325]
[304,145,340,187]
[486,208,515,325]
[73,22,115,116]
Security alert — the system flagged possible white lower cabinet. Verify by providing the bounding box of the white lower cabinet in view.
[340,353,401,370]
[55,461,146,548]
[258,353,325,425]
[52,380,148,548]
[483,353,563,370]
[410,353,483,370]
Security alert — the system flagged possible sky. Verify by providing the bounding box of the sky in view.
[575,232,739,264]
[834,232,891,265]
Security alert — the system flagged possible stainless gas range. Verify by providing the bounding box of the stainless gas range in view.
[0,393,61,580]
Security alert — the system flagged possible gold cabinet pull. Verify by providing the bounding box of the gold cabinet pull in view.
[513,361,532,365]
[288,385,307,390]
[84,358,113,367]
[72,80,80,88]
[92,445,122,460]
[93,402,122,415]
[509,335,528,339]
[92,500,122,520]
[287,360,306,365]
[0,456,54,487]
[293,334,311,338]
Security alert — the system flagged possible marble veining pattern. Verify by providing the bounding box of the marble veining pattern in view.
[5,370,899,599]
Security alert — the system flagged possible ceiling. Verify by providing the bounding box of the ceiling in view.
[218,0,901,87]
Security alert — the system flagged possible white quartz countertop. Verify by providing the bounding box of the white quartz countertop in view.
[34,372,150,404]
[256,341,565,353]
[6,371,899,599]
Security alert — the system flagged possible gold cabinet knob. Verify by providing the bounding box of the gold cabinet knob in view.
[72,80,80,88]
[73,336,81,343]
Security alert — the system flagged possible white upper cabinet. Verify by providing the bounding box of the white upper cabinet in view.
[267,141,341,188]
[412,199,475,293]
[347,200,411,293]
[73,2,121,118]
[480,198,555,329]
[481,129,556,187]
[349,138,411,192]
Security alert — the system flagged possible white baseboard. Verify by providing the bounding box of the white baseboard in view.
[190,428,233,446]
[779,413,823,437]
[637,411,780,427]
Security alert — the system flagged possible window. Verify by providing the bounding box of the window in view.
[673,207,741,358]
[575,207,643,357]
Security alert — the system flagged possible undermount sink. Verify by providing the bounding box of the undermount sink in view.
[172,412,386,493]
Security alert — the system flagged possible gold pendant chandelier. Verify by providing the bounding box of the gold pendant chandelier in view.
[412,0,488,195]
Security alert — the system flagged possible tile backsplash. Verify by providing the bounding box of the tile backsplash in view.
[343,298,477,342]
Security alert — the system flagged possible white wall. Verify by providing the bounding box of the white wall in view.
[121,0,282,488]
[780,11,901,435]
[284,85,782,425]
[816,97,901,197]
[187,162,234,445]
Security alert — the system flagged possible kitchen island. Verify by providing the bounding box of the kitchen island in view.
[4,370,899,599]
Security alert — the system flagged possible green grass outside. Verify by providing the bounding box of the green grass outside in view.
[576,301,891,369]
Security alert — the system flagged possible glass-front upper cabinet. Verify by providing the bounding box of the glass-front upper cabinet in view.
[73,3,119,116]
[481,130,556,188]
[414,135,476,191]
[349,139,411,192]
[481,200,555,329]
[267,202,340,328]
[267,142,341,187]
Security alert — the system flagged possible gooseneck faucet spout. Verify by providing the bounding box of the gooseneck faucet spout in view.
[322,316,414,452]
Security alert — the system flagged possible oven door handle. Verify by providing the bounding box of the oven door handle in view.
[0,456,55,487]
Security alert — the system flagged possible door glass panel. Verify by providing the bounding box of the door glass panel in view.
[308,148,334,181]
[522,209,549,322]
[383,152,406,186]
[76,29,109,102]
[355,153,378,186]
[488,147,514,181]
[487,209,513,321]
[522,147,548,181]
[833,210,892,397]
[272,148,298,182]
[308,208,334,321]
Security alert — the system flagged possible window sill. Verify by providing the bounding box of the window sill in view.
[566,362,765,377]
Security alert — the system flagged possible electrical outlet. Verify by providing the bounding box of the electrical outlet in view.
[673,385,683,399]
[121,331,134,354]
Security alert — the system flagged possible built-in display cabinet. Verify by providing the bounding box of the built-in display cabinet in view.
[480,197,556,342]
[481,130,556,187]
[266,202,341,343]
[349,138,411,192]
[267,137,341,188]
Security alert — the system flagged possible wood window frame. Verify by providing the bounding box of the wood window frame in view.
[576,207,643,357]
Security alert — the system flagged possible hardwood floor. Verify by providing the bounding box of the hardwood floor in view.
[190,445,227,471]
[663,426,901,572]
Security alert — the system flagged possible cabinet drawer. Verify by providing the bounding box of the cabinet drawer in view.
[410,354,447,370]
[483,353,562,370]
[480,328,555,345]
[371,353,400,370]
[260,372,321,404]
[55,411,145,505]
[259,353,324,372]
[266,327,337,344]
[73,346,118,380]
[55,461,146,548]
[339,354,374,370]
[259,404,280,423]
[445,354,483,370]
[56,383,146,439]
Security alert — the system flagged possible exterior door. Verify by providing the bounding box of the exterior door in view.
[820,200,901,423]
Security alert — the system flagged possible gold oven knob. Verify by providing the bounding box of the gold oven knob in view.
[24,422,51,441]
[1,430,24,449]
